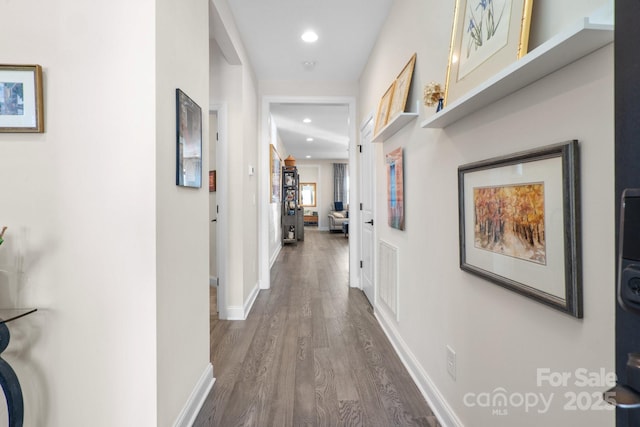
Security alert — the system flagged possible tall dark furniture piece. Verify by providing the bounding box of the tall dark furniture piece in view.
[282,166,299,244]
[0,308,37,427]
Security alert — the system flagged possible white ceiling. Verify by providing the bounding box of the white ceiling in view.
[271,103,350,160]
[226,0,393,160]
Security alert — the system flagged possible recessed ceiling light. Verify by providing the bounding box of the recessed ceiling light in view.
[303,118,312,123]
[301,30,318,43]
[302,60,317,70]
[306,137,314,142]
[306,155,312,158]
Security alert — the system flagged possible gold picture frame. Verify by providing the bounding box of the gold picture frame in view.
[444,0,533,107]
[374,82,396,136]
[0,64,44,133]
[388,53,417,121]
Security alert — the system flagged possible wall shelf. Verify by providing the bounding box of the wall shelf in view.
[420,17,614,129]
[372,101,419,143]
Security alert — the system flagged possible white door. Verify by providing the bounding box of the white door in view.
[209,113,219,313]
[360,116,375,306]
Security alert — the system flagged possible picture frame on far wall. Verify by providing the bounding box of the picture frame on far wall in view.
[374,82,396,136]
[388,53,417,121]
[445,0,533,107]
[458,141,582,317]
[0,64,44,133]
[270,144,282,203]
[176,88,202,188]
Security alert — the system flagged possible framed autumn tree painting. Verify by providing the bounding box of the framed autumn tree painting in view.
[458,141,582,317]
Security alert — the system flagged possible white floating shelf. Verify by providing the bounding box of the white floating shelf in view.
[421,17,614,129]
[372,112,418,142]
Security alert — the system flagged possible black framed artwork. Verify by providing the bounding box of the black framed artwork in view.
[176,88,202,188]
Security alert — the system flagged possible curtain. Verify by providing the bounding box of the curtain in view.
[333,163,348,204]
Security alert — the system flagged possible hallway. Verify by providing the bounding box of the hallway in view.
[194,229,439,426]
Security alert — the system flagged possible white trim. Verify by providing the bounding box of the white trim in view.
[375,310,464,427]
[226,281,260,320]
[259,96,358,291]
[317,226,330,232]
[269,244,282,268]
[244,281,260,317]
[172,363,215,427]
[226,306,245,320]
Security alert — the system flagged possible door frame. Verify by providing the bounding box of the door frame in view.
[259,96,359,289]
[209,103,228,319]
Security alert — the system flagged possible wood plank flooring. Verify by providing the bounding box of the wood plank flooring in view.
[194,229,440,427]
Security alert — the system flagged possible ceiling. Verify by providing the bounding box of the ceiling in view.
[226,0,393,160]
[270,103,350,160]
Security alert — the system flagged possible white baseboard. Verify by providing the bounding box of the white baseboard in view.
[269,244,282,268]
[374,310,464,427]
[226,282,260,320]
[244,281,260,317]
[173,363,215,427]
[318,226,329,231]
[226,305,245,320]
[209,276,218,287]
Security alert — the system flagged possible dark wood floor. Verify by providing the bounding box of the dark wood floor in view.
[194,229,440,427]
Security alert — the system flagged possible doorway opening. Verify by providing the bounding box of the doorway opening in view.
[259,97,360,291]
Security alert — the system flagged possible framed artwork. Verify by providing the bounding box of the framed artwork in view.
[388,53,417,121]
[374,82,396,136]
[209,170,216,192]
[300,182,316,207]
[386,147,405,230]
[458,140,582,317]
[176,89,202,188]
[270,144,282,203]
[445,0,533,106]
[0,64,44,133]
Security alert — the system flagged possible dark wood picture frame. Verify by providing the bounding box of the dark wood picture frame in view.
[458,140,582,317]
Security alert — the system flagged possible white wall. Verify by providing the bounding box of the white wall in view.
[156,0,211,424]
[0,0,158,425]
[0,0,212,425]
[359,1,614,426]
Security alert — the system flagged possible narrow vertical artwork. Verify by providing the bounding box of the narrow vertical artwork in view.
[386,147,404,230]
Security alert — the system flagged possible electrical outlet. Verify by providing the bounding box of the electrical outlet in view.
[446,345,456,380]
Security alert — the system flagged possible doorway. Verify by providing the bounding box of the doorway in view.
[259,96,359,290]
[359,115,375,306]
[209,112,219,317]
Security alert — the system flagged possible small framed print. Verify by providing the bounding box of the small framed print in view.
[0,64,44,133]
[374,83,396,136]
[458,140,582,317]
[209,170,216,192]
